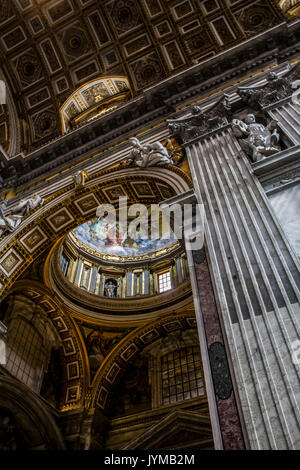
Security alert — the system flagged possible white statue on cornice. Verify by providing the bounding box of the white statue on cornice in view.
[72,170,88,188]
[0,194,44,236]
[0,200,23,235]
[126,137,174,168]
[231,114,281,163]
[10,194,44,216]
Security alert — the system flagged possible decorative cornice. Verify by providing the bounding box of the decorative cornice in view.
[252,144,300,194]
[1,20,300,191]
[252,144,300,176]
[49,244,192,317]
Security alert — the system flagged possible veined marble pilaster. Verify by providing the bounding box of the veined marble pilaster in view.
[186,129,300,449]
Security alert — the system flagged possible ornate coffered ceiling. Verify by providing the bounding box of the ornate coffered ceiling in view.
[277,0,300,15]
[0,0,286,153]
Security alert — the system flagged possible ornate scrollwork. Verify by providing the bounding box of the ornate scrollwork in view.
[164,138,184,164]
[237,62,300,109]
[167,94,232,143]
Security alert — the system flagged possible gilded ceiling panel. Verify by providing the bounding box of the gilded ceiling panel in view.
[0,0,286,150]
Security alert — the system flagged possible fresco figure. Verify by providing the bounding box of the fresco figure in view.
[86,329,113,374]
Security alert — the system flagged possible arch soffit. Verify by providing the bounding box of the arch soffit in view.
[0,375,65,449]
[0,166,192,297]
[5,280,89,412]
[90,312,198,412]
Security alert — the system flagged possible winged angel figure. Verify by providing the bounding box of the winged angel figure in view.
[0,194,44,236]
[121,137,174,168]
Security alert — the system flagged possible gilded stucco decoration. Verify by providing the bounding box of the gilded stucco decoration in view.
[0,0,285,150]
[0,167,192,297]
[60,77,131,132]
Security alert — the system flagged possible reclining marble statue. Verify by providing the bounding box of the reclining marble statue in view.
[231,114,281,163]
[0,194,44,236]
[125,137,174,168]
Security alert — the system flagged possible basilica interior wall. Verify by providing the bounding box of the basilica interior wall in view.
[0,1,299,451]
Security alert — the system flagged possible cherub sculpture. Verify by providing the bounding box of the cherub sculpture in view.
[231,114,281,162]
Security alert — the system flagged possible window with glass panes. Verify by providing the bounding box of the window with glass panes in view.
[158,271,171,293]
[5,317,45,393]
[161,346,204,405]
[60,252,70,276]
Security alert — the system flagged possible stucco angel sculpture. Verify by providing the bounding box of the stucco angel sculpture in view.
[126,137,173,168]
[11,194,44,216]
[0,199,23,236]
[231,114,281,163]
[0,194,44,237]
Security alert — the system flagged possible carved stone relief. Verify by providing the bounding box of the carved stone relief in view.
[0,194,44,236]
[237,62,300,110]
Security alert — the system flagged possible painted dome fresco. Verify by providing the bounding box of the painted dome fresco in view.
[71,216,177,258]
